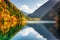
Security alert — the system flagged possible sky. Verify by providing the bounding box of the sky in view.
[10,0,49,40]
[10,0,49,14]
[9,0,58,40]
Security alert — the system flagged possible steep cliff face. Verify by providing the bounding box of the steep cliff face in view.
[42,1,60,29]
[28,0,59,18]
[28,0,60,38]
[42,1,60,38]
[42,1,60,21]
[0,0,27,40]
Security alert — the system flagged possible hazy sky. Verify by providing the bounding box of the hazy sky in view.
[10,0,49,13]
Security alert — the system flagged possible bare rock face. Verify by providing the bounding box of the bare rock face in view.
[28,0,60,39]
[42,1,60,39]
[28,0,59,18]
[42,1,60,21]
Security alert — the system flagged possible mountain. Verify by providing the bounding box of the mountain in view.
[42,1,60,39]
[28,0,60,39]
[21,11,29,15]
[42,1,60,21]
[28,0,59,18]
